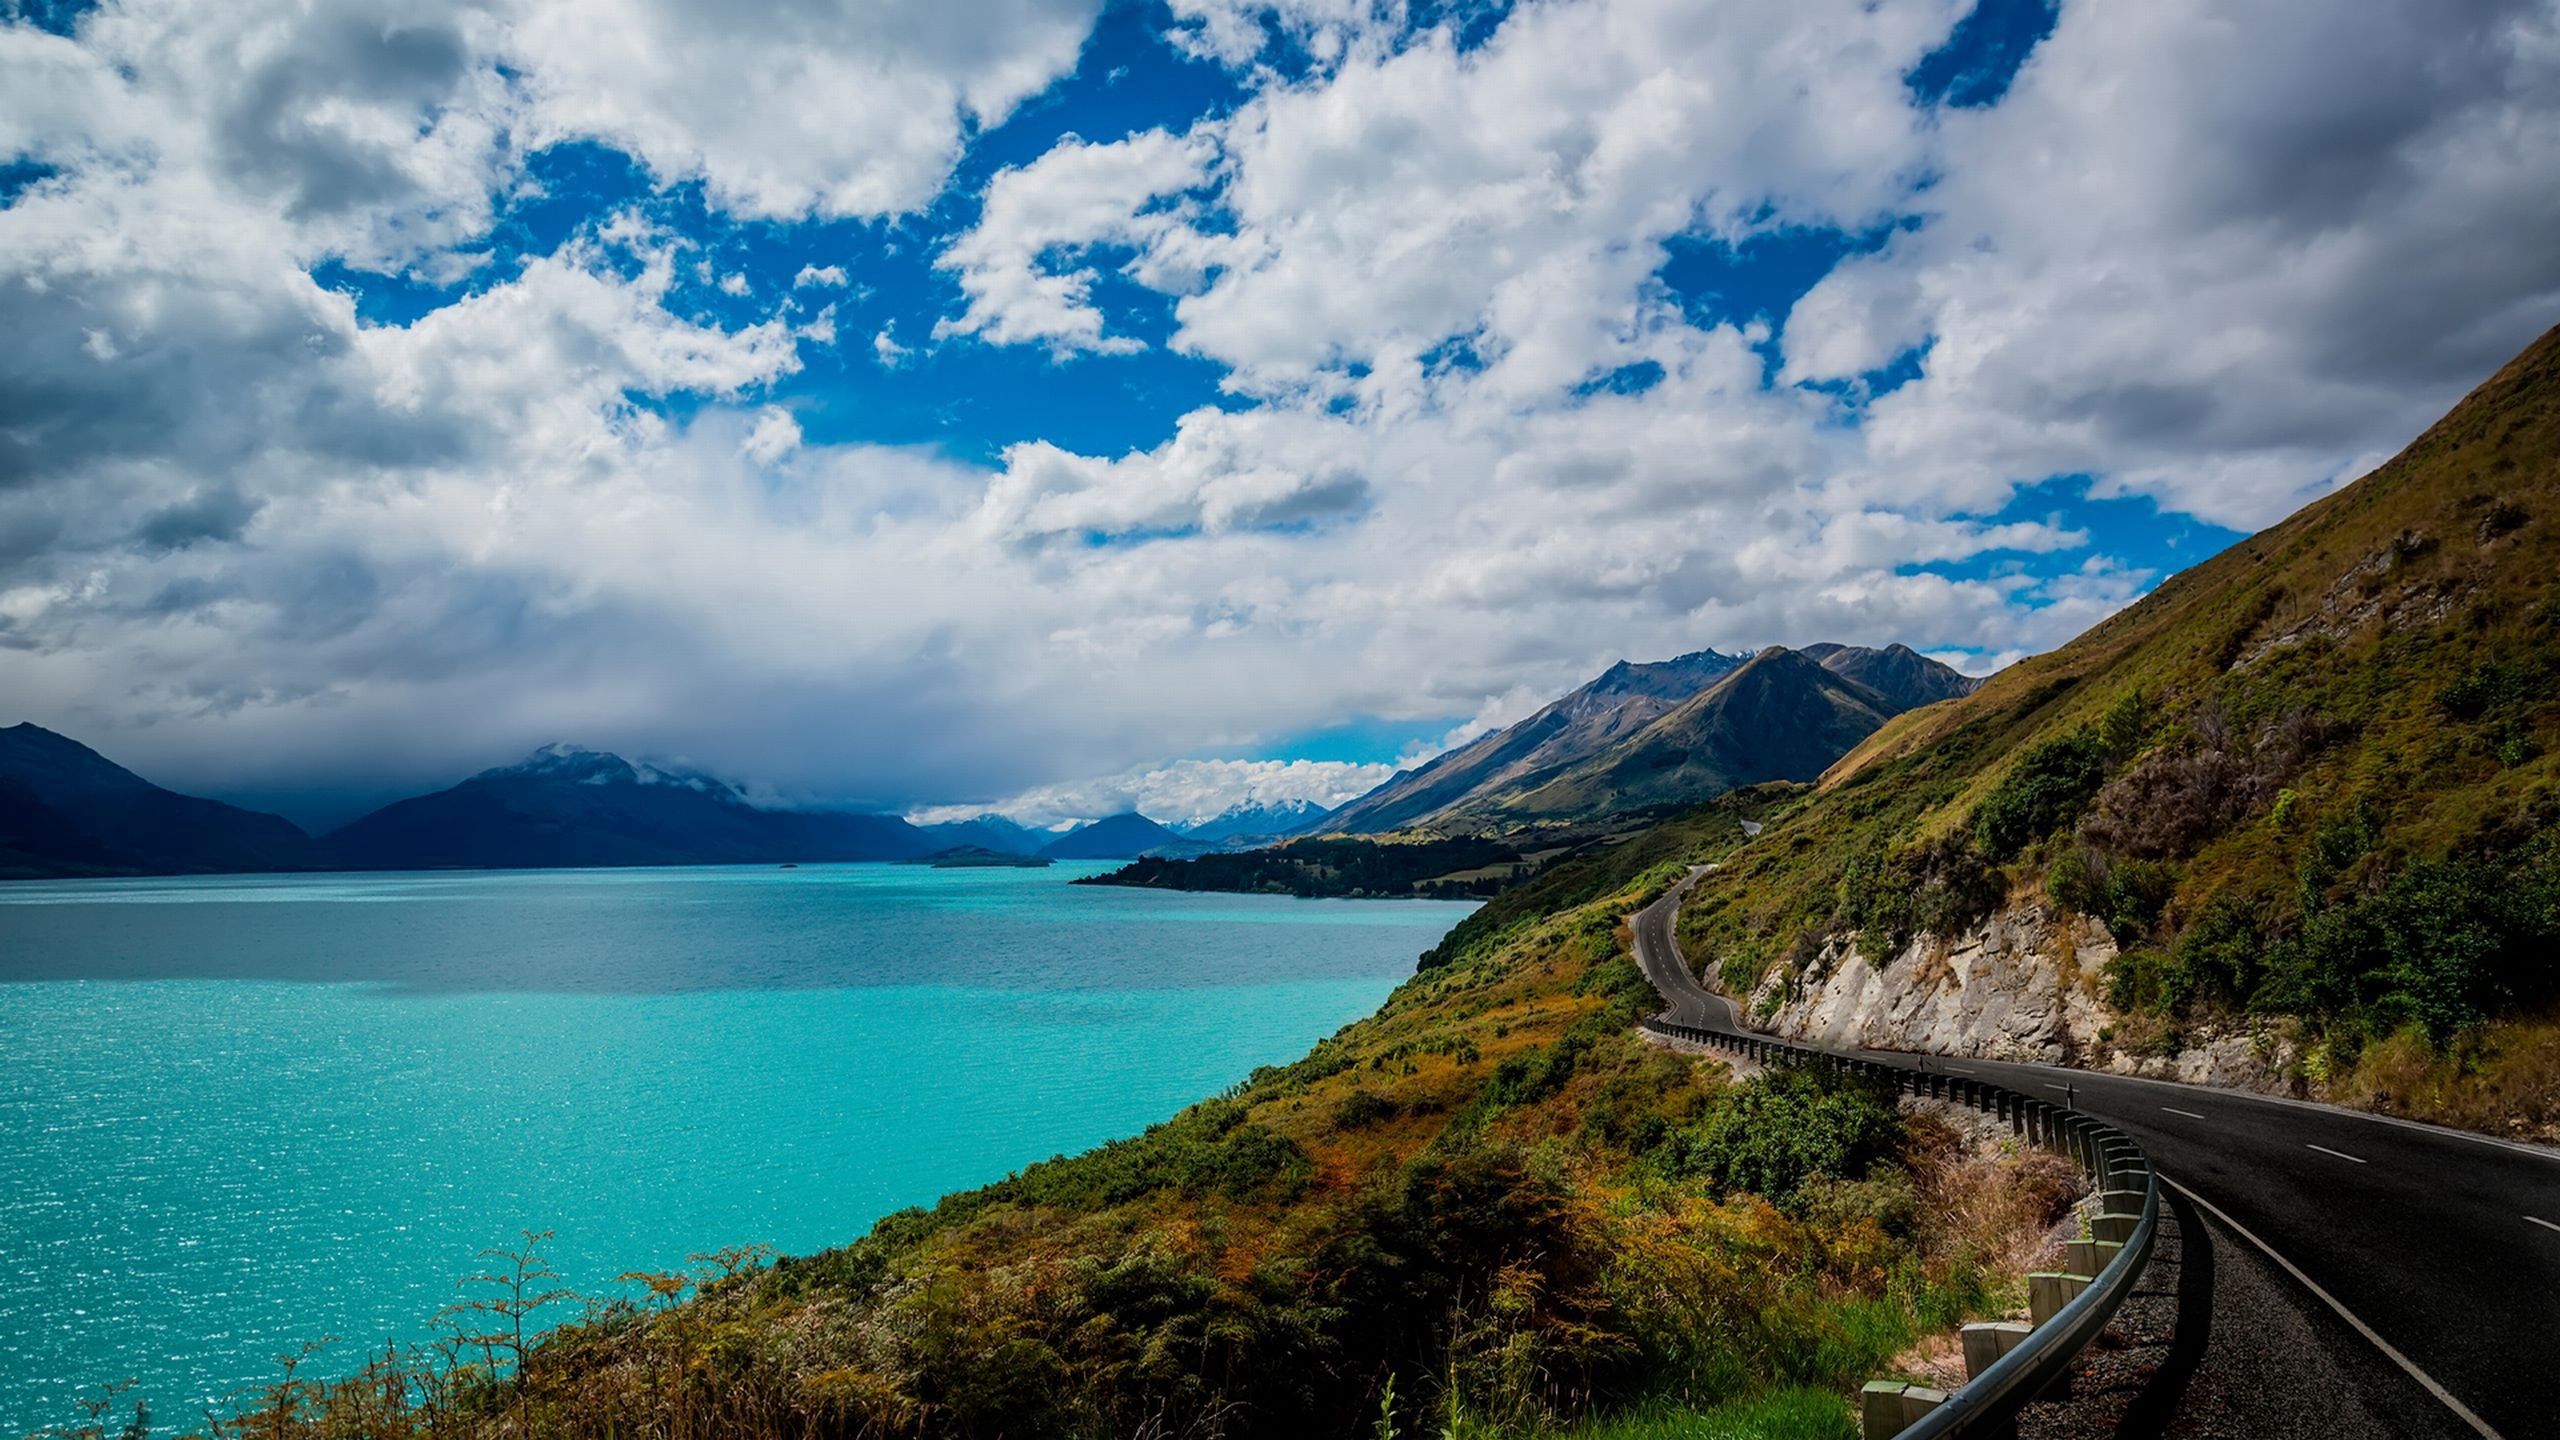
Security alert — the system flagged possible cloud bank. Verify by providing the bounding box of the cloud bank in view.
[2,0,2555,823]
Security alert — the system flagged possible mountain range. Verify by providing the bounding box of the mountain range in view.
[0,736,1319,878]
[1,644,1966,878]
[1316,642,1976,835]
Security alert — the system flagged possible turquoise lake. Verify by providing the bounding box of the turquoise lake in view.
[0,863,1473,1430]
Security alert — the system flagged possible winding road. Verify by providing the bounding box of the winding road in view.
[1631,868,2560,1440]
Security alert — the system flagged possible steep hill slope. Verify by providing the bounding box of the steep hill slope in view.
[326,745,932,869]
[0,723,324,876]
[1315,648,1748,834]
[1677,324,2560,1137]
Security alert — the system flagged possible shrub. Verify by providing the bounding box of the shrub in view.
[1333,1089,1398,1129]
[1574,953,1660,1024]
[2081,706,2315,860]
[2046,844,2176,944]
[1835,835,2003,958]
[2439,658,2532,721]
[2101,893,2265,1017]
[1975,730,2111,861]
[2257,842,2560,1047]
[1664,1067,1904,1208]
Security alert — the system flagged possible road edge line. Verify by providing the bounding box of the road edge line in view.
[2163,1176,2503,1440]
[1999,1064,2559,1164]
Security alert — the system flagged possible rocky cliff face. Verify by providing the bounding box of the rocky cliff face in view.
[1716,897,2299,1090]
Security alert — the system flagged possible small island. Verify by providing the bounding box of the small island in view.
[1076,835,1526,898]
[911,845,1052,868]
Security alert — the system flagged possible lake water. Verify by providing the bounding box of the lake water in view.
[0,863,1471,1430]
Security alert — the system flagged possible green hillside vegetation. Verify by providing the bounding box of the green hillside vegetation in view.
[1677,326,2560,1137]
[1080,835,1530,898]
[188,790,2076,1440]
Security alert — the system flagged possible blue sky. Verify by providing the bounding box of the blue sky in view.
[1,0,2552,824]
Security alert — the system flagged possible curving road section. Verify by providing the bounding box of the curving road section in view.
[1629,868,2560,1440]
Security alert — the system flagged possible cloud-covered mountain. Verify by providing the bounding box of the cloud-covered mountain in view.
[324,746,934,870]
[1178,798,1333,846]
[916,813,1051,856]
[0,724,325,877]
[1321,645,1973,834]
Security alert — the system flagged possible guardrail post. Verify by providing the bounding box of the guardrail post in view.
[1900,1386,1949,1425]
[1961,1320,2034,1378]
[2067,1238,2123,1276]
[2092,1207,2140,1245]
[2028,1271,2093,1326]
[1862,1381,1910,1440]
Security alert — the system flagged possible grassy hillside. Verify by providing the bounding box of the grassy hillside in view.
[192,789,2074,1440]
[1678,325,2560,1136]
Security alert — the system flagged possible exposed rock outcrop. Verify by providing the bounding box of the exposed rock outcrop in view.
[1714,898,2299,1091]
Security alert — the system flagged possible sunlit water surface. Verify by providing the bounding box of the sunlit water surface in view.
[0,863,1471,1428]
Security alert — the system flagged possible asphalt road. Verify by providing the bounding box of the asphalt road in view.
[1629,869,2560,1440]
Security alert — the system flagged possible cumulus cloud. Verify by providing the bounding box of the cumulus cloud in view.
[1784,0,2560,528]
[4,0,2556,823]
[936,128,1216,354]
[504,0,1101,220]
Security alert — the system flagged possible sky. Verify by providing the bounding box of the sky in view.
[2,0,2557,830]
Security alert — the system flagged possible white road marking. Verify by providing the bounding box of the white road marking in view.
[1985,1061,2560,1163]
[2161,1106,2207,1120]
[2306,1143,2367,1164]
[2044,1083,2073,1092]
[2168,1178,2503,1440]
[2527,1215,2560,1235]
[1945,1066,1976,1075]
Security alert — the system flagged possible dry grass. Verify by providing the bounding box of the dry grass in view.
[2325,1016,2560,1143]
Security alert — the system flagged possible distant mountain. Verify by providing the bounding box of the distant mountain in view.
[1320,643,1976,834]
[1038,812,1202,860]
[1800,641,1981,711]
[1180,798,1334,846]
[0,723,325,877]
[917,813,1048,855]
[325,744,934,870]
[1468,647,1901,824]
[1316,648,1751,835]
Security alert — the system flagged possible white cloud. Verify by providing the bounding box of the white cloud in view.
[504,0,1101,220]
[936,128,1216,354]
[793,264,849,288]
[917,756,1398,829]
[6,0,2557,826]
[979,0,1967,395]
[1783,0,2560,529]
[740,407,802,464]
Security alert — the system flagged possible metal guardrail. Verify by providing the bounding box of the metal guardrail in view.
[1641,1017,2160,1439]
